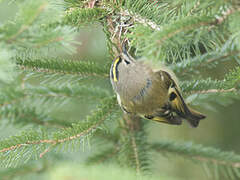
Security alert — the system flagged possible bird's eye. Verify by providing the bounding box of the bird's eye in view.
[169,92,177,101]
[124,60,130,65]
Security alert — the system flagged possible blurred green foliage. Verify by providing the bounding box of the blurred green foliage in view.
[0,0,240,180]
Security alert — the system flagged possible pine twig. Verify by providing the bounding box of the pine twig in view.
[0,118,101,153]
[1,162,49,180]
[123,114,143,175]
[189,88,237,95]
[86,147,120,165]
[0,98,117,156]
[16,57,109,77]
[151,141,240,169]
[204,50,240,65]
[131,135,141,175]
[7,3,48,43]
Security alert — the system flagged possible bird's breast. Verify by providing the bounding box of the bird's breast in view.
[131,78,152,102]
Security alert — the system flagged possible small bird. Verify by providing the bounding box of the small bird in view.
[110,48,206,127]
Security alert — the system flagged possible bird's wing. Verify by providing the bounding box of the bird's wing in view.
[150,70,206,127]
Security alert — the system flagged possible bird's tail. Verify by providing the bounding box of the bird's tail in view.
[184,107,206,127]
[169,85,206,127]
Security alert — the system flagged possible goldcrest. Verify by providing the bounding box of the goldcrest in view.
[110,49,206,127]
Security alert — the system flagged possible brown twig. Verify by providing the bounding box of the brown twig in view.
[131,135,141,175]
[39,144,56,158]
[215,7,240,25]
[121,10,161,31]
[88,0,97,8]
[123,114,142,175]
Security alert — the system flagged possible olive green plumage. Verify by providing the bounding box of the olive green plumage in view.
[110,50,206,127]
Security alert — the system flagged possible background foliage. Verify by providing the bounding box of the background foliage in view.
[0,0,240,179]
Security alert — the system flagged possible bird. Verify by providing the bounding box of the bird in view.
[110,48,206,127]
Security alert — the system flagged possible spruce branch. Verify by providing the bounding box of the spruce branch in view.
[0,161,49,180]
[34,37,64,48]
[20,70,95,87]
[86,129,122,165]
[63,7,107,26]
[120,9,160,31]
[122,115,142,174]
[102,20,115,59]
[0,97,117,166]
[131,134,141,175]
[151,140,240,168]
[86,147,120,165]
[118,115,150,174]
[172,33,240,76]
[132,15,214,47]
[1,0,240,178]
[181,79,229,95]
[101,4,153,174]
[86,127,123,165]
[158,16,214,45]
[16,57,109,77]
[6,2,48,43]
[123,3,239,62]
[129,15,226,61]
[61,0,85,8]
[214,7,240,25]
[187,88,237,95]
[173,50,240,76]
[0,104,72,128]
[123,0,235,32]
[93,130,120,144]
[0,0,78,54]
[181,67,240,95]
[123,0,174,26]
[0,86,80,128]
[0,48,15,83]
[25,84,110,100]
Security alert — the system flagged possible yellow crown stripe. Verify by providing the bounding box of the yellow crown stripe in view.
[113,57,120,82]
